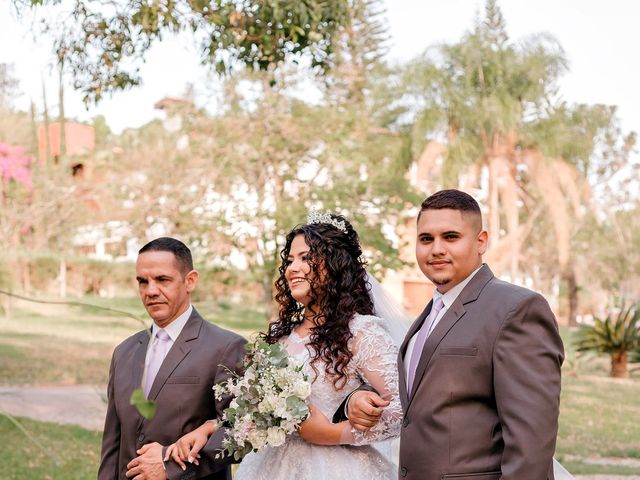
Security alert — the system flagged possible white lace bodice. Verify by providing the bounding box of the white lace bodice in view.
[282,314,402,445]
[235,314,400,480]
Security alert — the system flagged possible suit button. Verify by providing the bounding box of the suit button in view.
[402,418,409,427]
[400,467,408,477]
[137,434,145,443]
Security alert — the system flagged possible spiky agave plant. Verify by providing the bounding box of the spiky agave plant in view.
[575,302,640,378]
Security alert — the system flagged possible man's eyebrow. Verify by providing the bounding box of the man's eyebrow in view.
[135,276,146,282]
[417,230,462,236]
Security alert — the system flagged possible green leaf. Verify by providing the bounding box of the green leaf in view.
[129,388,156,420]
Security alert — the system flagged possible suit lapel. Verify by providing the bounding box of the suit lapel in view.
[147,309,203,401]
[405,265,495,410]
[133,329,151,431]
[398,303,431,411]
[406,300,467,407]
[132,330,151,394]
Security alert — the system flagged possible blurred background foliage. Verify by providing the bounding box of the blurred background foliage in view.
[1,0,638,355]
[1,1,639,476]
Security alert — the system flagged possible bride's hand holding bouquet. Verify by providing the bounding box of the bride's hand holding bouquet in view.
[165,339,311,466]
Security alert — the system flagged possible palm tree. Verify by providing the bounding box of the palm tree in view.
[371,0,633,325]
[575,303,640,378]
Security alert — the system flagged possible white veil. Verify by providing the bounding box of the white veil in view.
[365,272,412,467]
[366,272,413,347]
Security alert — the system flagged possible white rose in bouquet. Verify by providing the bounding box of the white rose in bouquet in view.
[213,340,311,460]
[267,427,287,447]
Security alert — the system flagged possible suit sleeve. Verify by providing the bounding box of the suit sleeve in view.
[493,293,564,480]
[165,335,247,480]
[331,384,377,423]
[98,351,121,480]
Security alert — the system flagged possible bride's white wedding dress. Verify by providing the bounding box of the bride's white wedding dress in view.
[235,314,401,480]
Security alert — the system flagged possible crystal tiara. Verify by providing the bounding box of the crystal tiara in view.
[307,211,347,233]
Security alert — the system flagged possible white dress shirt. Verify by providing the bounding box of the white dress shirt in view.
[403,266,483,382]
[143,305,193,386]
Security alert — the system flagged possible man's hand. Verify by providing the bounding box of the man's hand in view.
[347,391,389,432]
[126,442,167,480]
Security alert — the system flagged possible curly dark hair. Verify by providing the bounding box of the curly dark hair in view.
[264,214,374,388]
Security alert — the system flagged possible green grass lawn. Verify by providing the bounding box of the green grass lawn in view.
[554,326,640,474]
[1,300,639,476]
[0,415,102,480]
[556,375,640,474]
[0,296,268,385]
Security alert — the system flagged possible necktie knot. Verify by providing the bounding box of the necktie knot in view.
[156,329,170,342]
[432,297,444,316]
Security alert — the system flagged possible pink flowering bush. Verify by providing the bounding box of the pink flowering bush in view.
[0,143,32,191]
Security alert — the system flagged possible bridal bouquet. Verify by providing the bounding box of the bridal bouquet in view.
[213,340,311,460]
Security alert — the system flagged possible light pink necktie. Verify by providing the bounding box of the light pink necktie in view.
[144,329,171,398]
[407,297,445,396]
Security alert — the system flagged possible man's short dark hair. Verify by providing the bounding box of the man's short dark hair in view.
[138,237,194,275]
[418,189,483,229]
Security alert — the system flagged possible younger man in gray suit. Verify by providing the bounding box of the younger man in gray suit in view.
[347,190,564,480]
[98,237,246,480]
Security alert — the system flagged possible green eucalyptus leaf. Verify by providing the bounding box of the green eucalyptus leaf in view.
[129,388,156,420]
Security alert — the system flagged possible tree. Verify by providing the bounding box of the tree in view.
[324,0,388,104]
[0,65,34,155]
[0,63,19,110]
[96,66,416,304]
[576,303,640,378]
[93,115,112,149]
[371,0,635,323]
[18,0,352,103]
[576,202,640,302]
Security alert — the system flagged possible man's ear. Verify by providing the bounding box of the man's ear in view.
[477,230,489,255]
[185,270,199,293]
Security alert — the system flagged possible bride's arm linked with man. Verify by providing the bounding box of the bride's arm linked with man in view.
[97,189,567,480]
[341,189,565,480]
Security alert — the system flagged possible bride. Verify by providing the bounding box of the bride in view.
[165,212,574,480]
[166,212,405,479]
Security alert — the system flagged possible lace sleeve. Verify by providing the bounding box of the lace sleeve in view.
[343,315,402,446]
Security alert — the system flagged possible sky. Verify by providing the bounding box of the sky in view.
[1,0,639,138]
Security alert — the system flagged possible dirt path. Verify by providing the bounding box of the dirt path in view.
[0,385,107,431]
[0,385,638,479]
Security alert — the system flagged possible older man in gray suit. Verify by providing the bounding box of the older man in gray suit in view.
[98,237,246,480]
[346,190,564,480]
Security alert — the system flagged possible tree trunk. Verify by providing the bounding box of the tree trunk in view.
[563,265,578,327]
[1,290,11,319]
[488,156,500,248]
[29,100,39,158]
[42,78,51,165]
[58,61,67,158]
[59,256,67,298]
[610,350,628,378]
[21,260,31,293]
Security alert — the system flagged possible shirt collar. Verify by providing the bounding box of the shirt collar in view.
[437,265,484,310]
[151,305,193,342]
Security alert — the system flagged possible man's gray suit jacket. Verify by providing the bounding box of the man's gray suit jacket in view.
[98,308,246,480]
[397,264,564,480]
